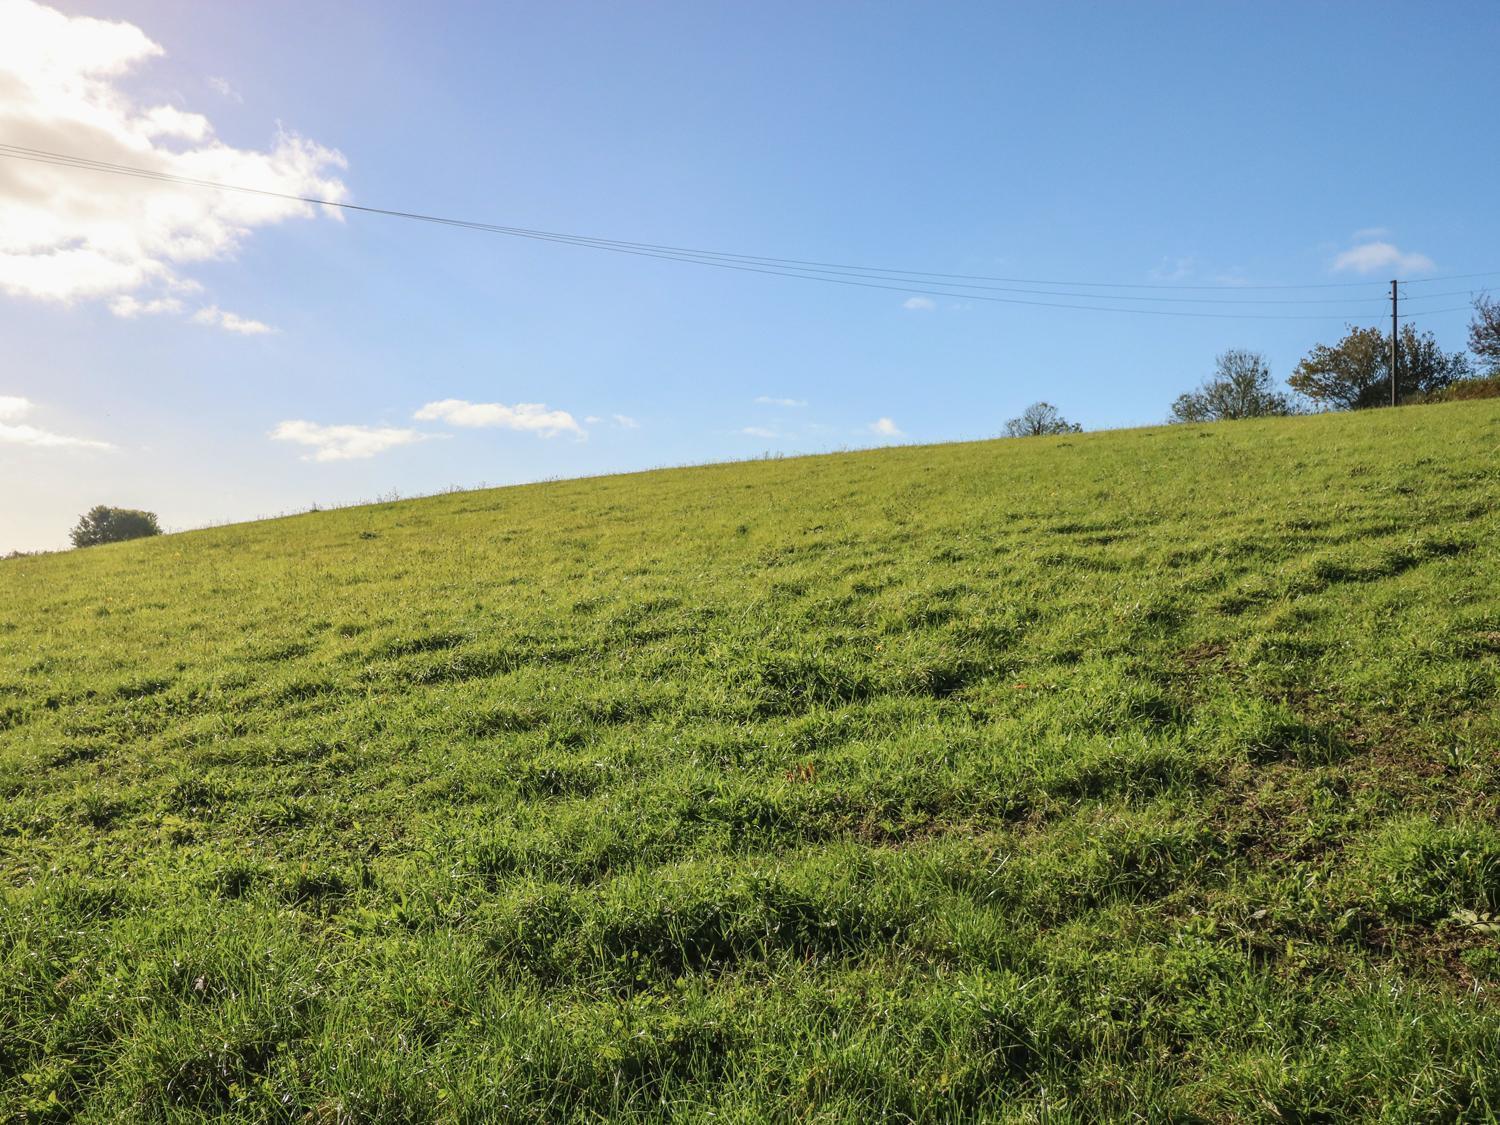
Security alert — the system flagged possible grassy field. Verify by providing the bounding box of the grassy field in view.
[2,402,1499,1122]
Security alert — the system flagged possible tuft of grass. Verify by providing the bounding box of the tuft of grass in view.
[3,402,1500,1119]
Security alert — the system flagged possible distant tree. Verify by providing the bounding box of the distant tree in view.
[1003,402,1082,437]
[1289,324,1471,410]
[69,506,162,548]
[1170,349,1294,423]
[1470,293,1500,375]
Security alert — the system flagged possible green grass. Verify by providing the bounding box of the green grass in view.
[3,402,1500,1122]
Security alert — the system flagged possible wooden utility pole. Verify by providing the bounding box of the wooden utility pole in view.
[1390,279,1399,406]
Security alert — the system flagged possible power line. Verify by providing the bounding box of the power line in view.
[0,144,1430,314]
[1400,306,1476,318]
[1403,272,1500,286]
[0,142,1482,322]
[1,142,1399,294]
[1395,287,1494,302]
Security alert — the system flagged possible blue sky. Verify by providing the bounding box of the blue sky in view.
[2,0,1496,552]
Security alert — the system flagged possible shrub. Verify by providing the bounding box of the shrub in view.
[1416,375,1500,403]
[69,505,162,548]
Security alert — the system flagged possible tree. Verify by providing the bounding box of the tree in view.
[69,506,162,548]
[1003,402,1082,437]
[1289,324,1471,410]
[1169,349,1294,423]
[1470,293,1500,375]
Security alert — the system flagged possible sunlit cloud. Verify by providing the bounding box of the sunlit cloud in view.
[414,398,584,438]
[192,305,275,335]
[0,394,113,449]
[0,0,346,324]
[270,420,433,462]
[109,294,183,318]
[868,417,903,437]
[1331,239,1434,276]
[901,296,935,311]
[754,395,807,407]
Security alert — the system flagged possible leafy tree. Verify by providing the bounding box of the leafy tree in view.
[1003,402,1082,437]
[1170,349,1294,423]
[1289,324,1471,410]
[69,506,162,548]
[1470,294,1500,375]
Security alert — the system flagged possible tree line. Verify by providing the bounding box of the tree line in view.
[1006,293,1500,435]
[1171,293,1498,423]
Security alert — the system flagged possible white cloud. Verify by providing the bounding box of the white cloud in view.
[1331,240,1435,276]
[192,304,274,335]
[0,421,112,449]
[110,294,182,317]
[414,398,584,438]
[754,395,807,407]
[901,296,936,311]
[741,426,776,438]
[207,75,242,102]
[1351,226,1390,241]
[0,0,346,313]
[611,413,639,429]
[270,420,432,462]
[868,417,903,437]
[0,395,113,449]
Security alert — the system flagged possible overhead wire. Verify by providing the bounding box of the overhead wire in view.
[1400,306,1478,318]
[1403,271,1500,285]
[0,142,1485,322]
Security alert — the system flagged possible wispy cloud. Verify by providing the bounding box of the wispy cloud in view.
[901,296,936,311]
[611,413,639,429]
[0,395,113,449]
[1331,238,1435,276]
[414,398,584,438]
[0,0,345,314]
[270,420,433,462]
[207,75,242,102]
[110,295,272,334]
[741,426,777,438]
[192,305,275,335]
[754,396,807,407]
[110,295,184,318]
[1351,226,1391,241]
[868,417,903,437]
[1149,256,1196,282]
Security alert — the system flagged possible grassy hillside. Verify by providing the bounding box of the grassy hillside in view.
[3,403,1499,1121]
